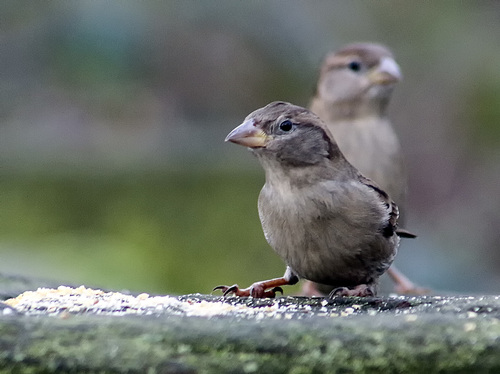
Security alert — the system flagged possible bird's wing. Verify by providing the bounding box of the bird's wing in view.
[358,174,399,238]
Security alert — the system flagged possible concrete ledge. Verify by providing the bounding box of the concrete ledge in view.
[1,287,499,373]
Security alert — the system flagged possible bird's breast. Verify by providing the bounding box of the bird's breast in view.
[257,182,397,286]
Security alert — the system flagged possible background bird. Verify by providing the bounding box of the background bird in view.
[307,42,422,295]
[215,101,403,298]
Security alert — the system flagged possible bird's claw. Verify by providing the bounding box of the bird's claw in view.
[213,284,284,298]
[271,286,284,296]
[329,284,375,298]
[213,284,242,297]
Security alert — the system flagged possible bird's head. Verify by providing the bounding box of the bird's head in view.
[314,43,401,112]
[225,101,340,167]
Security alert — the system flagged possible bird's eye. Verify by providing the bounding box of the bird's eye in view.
[347,61,362,72]
[279,120,294,132]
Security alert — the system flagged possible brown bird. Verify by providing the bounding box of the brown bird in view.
[215,101,404,298]
[307,42,422,295]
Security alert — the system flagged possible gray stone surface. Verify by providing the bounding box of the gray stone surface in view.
[0,273,64,301]
[0,287,499,373]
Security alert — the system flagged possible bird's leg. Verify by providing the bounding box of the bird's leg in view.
[386,266,429,295]
[329,284,376,298]
[300,280,325,297]
[214,267,299,298]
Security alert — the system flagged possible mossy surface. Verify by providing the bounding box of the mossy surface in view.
[0,294,499,373]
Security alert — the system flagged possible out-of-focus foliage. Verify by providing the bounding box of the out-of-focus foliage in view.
[1,1,500,294]
[0,170,280,294]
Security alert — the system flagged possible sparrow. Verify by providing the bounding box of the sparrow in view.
[215,101,403,298]
[307,42,421,295]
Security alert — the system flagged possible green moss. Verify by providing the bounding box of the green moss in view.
[2,296,499,374]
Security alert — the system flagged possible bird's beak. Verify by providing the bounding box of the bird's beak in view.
[225,119,269,148]
[368,57,402,85]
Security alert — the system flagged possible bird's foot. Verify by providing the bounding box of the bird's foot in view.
[300,281,326,297]
[394,283,430,295]
[329,284,375,298]
[213,283,283,298]
[387,267,430,295]
[213,276,292,298]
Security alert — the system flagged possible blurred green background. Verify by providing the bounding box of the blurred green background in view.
[1,1,500,295]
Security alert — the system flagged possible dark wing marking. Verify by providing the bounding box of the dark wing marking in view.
[396,228,417,239]
[358,174,398,238]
